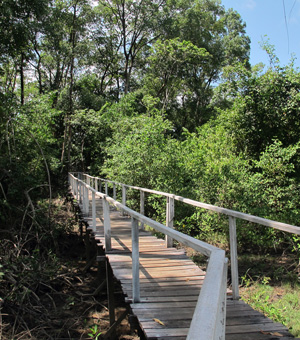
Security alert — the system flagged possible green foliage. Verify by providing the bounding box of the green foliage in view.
[70,106,110,173]
[103,111,176,188]
[88,324,102,339]
[220,60,300,158]
[241,282,300,337]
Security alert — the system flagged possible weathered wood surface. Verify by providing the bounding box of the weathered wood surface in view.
[78,195,296,340]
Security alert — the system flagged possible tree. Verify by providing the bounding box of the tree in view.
[96,0,168,95]
[141,0,250,130]
[0,0,50,104]
[142,38,211,130]
[220,61,300,159]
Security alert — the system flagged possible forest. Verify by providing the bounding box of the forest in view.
[1,0,300,339]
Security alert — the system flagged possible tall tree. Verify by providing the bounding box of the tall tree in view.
[96,0,168,95]
[142,0,250,130]
[0,0,50,104]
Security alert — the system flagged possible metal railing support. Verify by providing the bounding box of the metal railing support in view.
[140,190,145,230]
[229,216,239,300]
[76,178,79,201]
[84,185,89,216]
[82,182,85,209]
[113,183,116,201]
[166,196,174,248]
[131,217,140,303]
[79,180,82,204]
[103,196,112,251]
[92,191,96,232]
[215,258,228,339]
[122,185,126,216]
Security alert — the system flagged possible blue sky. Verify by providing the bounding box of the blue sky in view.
[221,0,300,68]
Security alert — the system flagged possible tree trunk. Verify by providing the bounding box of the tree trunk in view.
[20,52,25,105]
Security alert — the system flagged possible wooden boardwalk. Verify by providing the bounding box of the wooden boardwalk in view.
[78,195,296,340]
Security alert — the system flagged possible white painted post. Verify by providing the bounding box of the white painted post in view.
[76,179,79,201]
[69,174,72,192]
[166,196,174,248]
[103,197,112,251]
[95,178,98,191]
[140,190,145,230]
[85,185,89,216]
[105,182,108,195]
[131,217,140,303]
[214,258,228,340]
[82,182,85,209]
[79,180,82,204]
[122,185,126,216]
[92,191,96,232]
[113,183,116,201]
[87,175,90,187]
[229,216,239,300]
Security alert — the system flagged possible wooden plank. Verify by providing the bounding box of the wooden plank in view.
[125,288,202,298]
[119,275,205,284]
[143,328,190,337]
[127,295,199,302]
[139,319,288,333]
[226,334,294,340]
[110,262,199,269]
[130,301,197,309]
[112,269,203,280]
[226,323,288,334]
[121,280,203,289]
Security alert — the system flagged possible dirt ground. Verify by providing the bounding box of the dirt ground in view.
[1,197,141,340]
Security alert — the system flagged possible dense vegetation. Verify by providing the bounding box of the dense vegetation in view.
[1,0,300,338]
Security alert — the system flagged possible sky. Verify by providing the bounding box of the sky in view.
[221,0,300,68]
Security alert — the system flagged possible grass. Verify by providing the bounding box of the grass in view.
[238,253,300,337]
[240,281,300,337]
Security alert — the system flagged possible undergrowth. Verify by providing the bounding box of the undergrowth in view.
[239,254,300,337]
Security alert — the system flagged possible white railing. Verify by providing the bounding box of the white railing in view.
[78,173,300,301]
[68,172,228,339]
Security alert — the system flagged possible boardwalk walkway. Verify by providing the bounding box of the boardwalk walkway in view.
[75,193,296,340]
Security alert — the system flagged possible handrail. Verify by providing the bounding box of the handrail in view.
[81,172,300,301]
[84,174,300,235]
[68,172,228,340]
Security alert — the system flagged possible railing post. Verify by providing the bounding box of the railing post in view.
[131,217,140,303]
[103,197,112,251]
[79,180,82,204]
[75,178,79,200]
[87,175,90,187]
[122,185,126,216]
[229,216,239,300]
[113,183,116,201]
[215,258,228,340]
[85,185,89,216]
[68,173,71,188]
[166,196,174,248]
[82,181,85,208]
[140,190,145,230]
[105,182,108,195]
[95,178,98,192]
[92,191,96,232]
[99,180,102,193]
